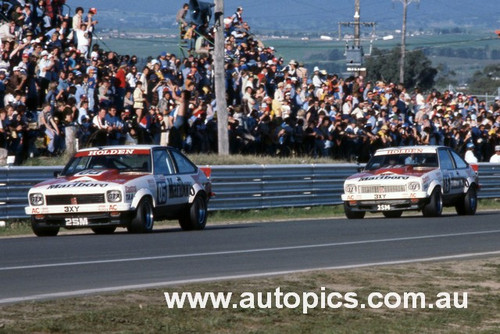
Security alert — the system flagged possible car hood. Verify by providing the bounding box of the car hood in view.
[31,169,149,191]
[346,166,437,181]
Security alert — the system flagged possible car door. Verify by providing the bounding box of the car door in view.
[437,148,454,198]
[168,149,197,206]
[152,148,180,216]
[449,149,470,192]
[437,148,461,198]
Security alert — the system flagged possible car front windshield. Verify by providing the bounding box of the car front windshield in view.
[62,154,152,176]
[365,153,438,171]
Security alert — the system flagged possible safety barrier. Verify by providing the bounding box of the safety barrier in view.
[1,163,500,219]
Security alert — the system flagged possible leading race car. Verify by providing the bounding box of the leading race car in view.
[25,145,213,236]
[341,146,479,219]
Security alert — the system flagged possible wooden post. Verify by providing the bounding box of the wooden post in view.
[214,0,229,155]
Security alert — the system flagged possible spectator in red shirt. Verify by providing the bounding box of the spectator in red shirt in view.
[114,63,127,109]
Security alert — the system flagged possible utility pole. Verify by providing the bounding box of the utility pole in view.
[338,1,376,74]
[394,0,419,85]
[213,0,229,155]
[354,0,360,48]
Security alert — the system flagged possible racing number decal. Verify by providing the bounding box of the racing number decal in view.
[443,174,451,194]
[157,181,167,204]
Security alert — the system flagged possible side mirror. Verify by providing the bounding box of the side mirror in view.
[54,171,61,178]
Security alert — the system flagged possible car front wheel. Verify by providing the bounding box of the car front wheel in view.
[128,197,154,233]
[343,202,365,219]
[179,194,208,231]
[422,188,443,217]
[31,217,59,237]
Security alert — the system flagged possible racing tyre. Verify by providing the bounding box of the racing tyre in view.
[127,197,154,233]
[31,218,59,237]
[343,202,365,219]
[383,210,403,218]
[91,227,117,234]
[422,188,443,217]
[179,194,208,231]
[455,186,477,216]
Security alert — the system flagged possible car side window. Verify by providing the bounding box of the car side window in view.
[153,150,175,175]
[450,150,468,169]
[438,149,455,170]
[170,150,196,174]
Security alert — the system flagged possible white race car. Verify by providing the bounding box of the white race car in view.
[341,146,479,219]
[25,145,213,236]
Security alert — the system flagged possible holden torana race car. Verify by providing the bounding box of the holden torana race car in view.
[341,146,479,219]
[25,145,213,236]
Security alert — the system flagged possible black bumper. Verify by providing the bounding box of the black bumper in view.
[32,212,134,228]
[345,198,429,212]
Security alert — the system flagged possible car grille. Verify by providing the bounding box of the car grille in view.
[45,194,106,205]
[359,185,406,193]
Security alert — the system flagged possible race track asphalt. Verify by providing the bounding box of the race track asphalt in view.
[1,212,499,304]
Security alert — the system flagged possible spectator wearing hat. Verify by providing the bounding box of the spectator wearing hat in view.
[285,59,298,81]
[36,49,54,107]
[312,66,323,90]
[465,142,478,164]
[490,146,500,163]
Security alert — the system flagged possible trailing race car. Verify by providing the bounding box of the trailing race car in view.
[341,146,479,219]
[25,145,213,236]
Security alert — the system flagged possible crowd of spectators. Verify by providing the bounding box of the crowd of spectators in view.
[0,2,499,165]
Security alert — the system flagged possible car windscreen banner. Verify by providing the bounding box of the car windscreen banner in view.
[75,149,151,157]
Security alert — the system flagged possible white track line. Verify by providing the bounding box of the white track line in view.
[1,250,500,305]
[2,229,500,271]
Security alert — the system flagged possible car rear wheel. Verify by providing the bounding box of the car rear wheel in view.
[127,197,154,233]
[343,202,365,219]
[455,186,477,215]
[383,210,403,218]
[31,217,59,237]
[422,188,443,217]
[91,227,117,234]
[179,194,207,230]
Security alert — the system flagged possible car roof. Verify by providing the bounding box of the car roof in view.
[374,145,446,156]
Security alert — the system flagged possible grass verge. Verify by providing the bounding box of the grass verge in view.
[0,257,498,333]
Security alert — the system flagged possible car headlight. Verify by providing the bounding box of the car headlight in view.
[408,182,421,191]
[345,184,357,193]
[106,190,122,203]
[29,193,44,206]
